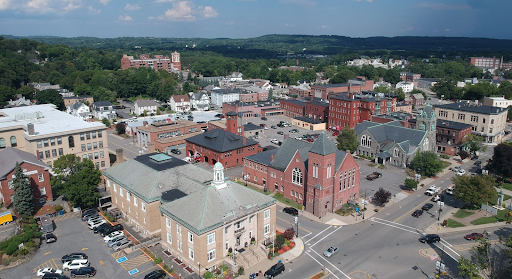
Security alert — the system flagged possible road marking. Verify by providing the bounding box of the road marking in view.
[309,248,351,279]
[121,254,152,270]
[135,265,157,276]
[116,256,128,263]
[31,258,60,273]
[305,252,340,279]
[276,216,312,233]
[128,268,139,275]
[109,141,138,155]
[44,252,51,255]
[369,218,419,234]
[372,217,420,232]
[81,248,88,250]
[304,225,332,244]
[310,226,343,248]
[433,243,460,263]
[302,232,312,239]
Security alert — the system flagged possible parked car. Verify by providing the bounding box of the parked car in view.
[170,149,181,155]
[101,224,123,236]
[424,189,436,196]
[70,267,96,278]
[264,262,285,278]
[271,139,279,144]
[277,131,284,135]
[472,155,479,160]
[45,232,57,243]
[87,215,103,224]
[93,223,111,234]
[456,169,466,176]
[261,117,267,120]
[88,219,107,230]
[271,125,277,129]
[63,259,90,271]
[42,273,69,279]
[366,172,382,181]
[427,185,441,193]
[113,239,133,251]
[412,210,423,217]
[332,131,339,136]
[61,253,87,263]
[37,267,63,277]
[144,270,167,279]
[445,188,453,195]
[289,129,299,133]
[431,195,441,202]
[474,161,482,166]
[453,166,461,172]
[260,124,267,128]
[323,246,339,258]
[464,233,484,240]
[81,212,98,222]
[104,231,124,242]
[421,203,433,211]
[107,235,128,247]
[306,138,314,142]
[283,207,298,216]
[419,234,440,243]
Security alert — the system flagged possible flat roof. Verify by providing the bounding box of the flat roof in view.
[433,102,508,115]
[0,104,106,137]
[136,119,199,133]
[294,116,323,124]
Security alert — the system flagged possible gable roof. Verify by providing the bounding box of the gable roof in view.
[186,129,258,153]
[92,101,113,107]
[0,147,50,179]
[135,99,159,107]
[309,132,337,155]
[170,94,190,102]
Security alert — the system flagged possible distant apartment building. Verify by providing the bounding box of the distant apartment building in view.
[91,101,116,120]
[134,99,159,116]
[210,88,241,108]
[221,101,282,118]
[469,57,502,71]
[305,96,329,122]
[121,53,181,73]
[483,96,512,108]
[310,77,374,99]
[30,82,60,91]
[0,104,110,169]
[289,84,311,98]
[399,72,421,82]
[62,95,94,107]
[280,99,306,118]
[396,82,414,93]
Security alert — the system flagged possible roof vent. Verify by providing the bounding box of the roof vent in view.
[158,184,164,189]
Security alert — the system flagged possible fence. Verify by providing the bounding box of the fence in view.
[128,237,161,253]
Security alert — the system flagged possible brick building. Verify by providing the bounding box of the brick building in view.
[221,101,282,118]
[305,96,329,123]
[400,72,422,82]
[121,53,181,73]
[136,119,204,153]
[311,78,374,99]
[469,57,502,71]
[328,92,397,130]
[186,112,261,168]
[62,95,94,107]
[280,99,306,118]
[408,119,473,156]
[243,133,360,217]
[0,147,53,207]
[289,84,311,98]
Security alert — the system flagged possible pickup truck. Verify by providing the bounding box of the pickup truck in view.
[366,172,382,181]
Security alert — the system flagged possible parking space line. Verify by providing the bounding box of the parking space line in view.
[134,265,157,276]
[31,258,60,273]
[121,254,152,270]
[111,251,126,259]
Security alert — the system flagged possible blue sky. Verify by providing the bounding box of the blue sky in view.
[0,0,511,39]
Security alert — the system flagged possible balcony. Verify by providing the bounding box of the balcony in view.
[234,227,245,234]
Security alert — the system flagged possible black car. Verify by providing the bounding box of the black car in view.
[144,270,167,279]
[61,253,87,263]
[474,160,482,166]
[419,234,441,243]
[101,224,124,236]
[472,156,479,160]
[277,131,284,135]
[261,117,267,120]
[70,267,96,278]
[412,210,423,217]
[264,262,285,278]
[421,203,433,211]
[214,114,223,118]
[45,232,57,243]
[170,149,181,155]
[93,223,111,234]
[283,207,298,216]
[42,274,69,279]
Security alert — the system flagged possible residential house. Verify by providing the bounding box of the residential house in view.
[169,95,191,112]
[62,95,94,107]
[396,82,414,93]
[5,95,33,108]
[92,101,116,120]
[31,82,60,91]
[229,72,243,82]
[134,99,159,116]
[189,92,211,111]
[67,102,92,121]
[210,88,241,108]
[483,96,512,108]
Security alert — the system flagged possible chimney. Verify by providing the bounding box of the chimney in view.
[116,149,124,164]
[27,123,35,136]
[271,153,274,162]
[147,143,156,154]
[349,93,354,100]
[310,96,313,101]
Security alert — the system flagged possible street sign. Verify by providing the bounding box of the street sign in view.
[355,207,360,212]
[436,261,445,271]
[430,254,438,261]
[362,199,367,205]
[116,256,128,263]
[437,201,444,207]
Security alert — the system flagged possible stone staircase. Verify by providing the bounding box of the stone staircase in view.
[235,245,267,270]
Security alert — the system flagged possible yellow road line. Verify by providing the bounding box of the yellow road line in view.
[121,254,152,270]
[134,265,157,276]
[393,195,433,222]
[111,251,125,259]
[276,216,311,233]
[32,258,60,273]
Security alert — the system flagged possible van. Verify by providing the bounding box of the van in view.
[419,234,440,243]
[264,262,285,278]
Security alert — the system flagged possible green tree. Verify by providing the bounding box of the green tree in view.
[488,143,512,178]
[452,175,497,206]
[461,134,483,155]
[268,87,273,100]
[116,123,126,135]
[101,118,110,127]
[35,89,64,110]
[404,178,418,190]
[335,126,359,153]
[50,155,101,207]
[409,151,443,177]
[11,162,34,216]
[457,257,482,279]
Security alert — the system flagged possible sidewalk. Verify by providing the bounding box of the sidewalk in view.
[425,218,510,235]
[244,237,304,277]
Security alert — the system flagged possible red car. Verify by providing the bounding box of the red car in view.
[306,138,314,142]
[332,132,339,136]
[464,233,484,240]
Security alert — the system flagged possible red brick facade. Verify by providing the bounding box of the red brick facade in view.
[121,53,181,73]
[0,162,52,207]
[305,97,329,123]
[311,78,374,99]
[280,100,305,118]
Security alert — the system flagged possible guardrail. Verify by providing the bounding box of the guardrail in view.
[128,237,161,253]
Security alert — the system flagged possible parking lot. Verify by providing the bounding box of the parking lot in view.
[0,213,164,279]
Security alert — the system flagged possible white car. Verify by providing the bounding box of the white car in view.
[270,139,279,144]
[445,188,454,195]
[37,267,63,277]
[453,166,461,172]
[456,169,466,176]
[104,231,124,242]
[113,239,133,252]
[88,219,107,229]
[63,259,89,271]
[427,185,440,193]
[425,189,436,196]
[87,215,104,224]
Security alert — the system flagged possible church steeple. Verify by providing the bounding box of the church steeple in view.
[416,103,437,152]
[213,162,227,189]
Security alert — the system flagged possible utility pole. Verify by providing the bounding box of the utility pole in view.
[295,216,299,238]
[363,188,367,220]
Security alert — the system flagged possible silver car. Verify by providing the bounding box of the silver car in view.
[113,239,132,252]
[107,235,127,247]
[323,246,339,258]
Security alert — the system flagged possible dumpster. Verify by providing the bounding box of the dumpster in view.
[0,211,13,225]
[40,216,54,233]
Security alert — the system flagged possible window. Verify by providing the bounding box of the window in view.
[423,138,429,151]
[10,136,17,147]
[50,138,55,146]
[38,173,44,182]
[292,168,303,185]
[98,131,102,138]
[327,164,331,178]
[8,180,13,189]
[264,224,270,234]
[100,151,104,158]
[39,151,43,159]
[94,152,98,159]
[134,196,138,206]
[166,217,171,228]
[113,183,117,192]
[57,138,62,145]
[92,132,96,139]
[126,192,130,201]
[45,150,50,158]
[491,119,494,125]
[101,161,105,167]
[207,249,216,261]
[393,148,399,157]
[177,240,182,251]
[93,142,97,149]
[188,231,193,243]
[291,190,294,196]
[299,194,303,200]
[352,168,356,186]
[52,149,57,157]
[177,224,182,235]
[40,187,46,196]
[0,138,4,149]
[86,133,91,140]
[44,140,49,147]
[58,148,63,156]
[189,248,194,260]
[82,154,87,160]
[207,232,215,244]
[167,232,172,244]
[68,136,75,148]
[99,141,103,148]
[81,144,86,151]
[225,241,229,251]
[37,141,42,148]
[120,188,123,197]
[80,134,85,141]
[87,143,92,150]
[264,209,270,219]
[249,215,254,224]
[141,201,146,211]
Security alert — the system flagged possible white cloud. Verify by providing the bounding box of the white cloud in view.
[0,0,11,10]
[63,3,80,11]
[285,23,295,27]
[88,6,100,14]
[321,24,329,29]
[25,0,56,13]
[417,2,471,10]
[157,1,218,22]
[118,14,132,21]
[125,3,140,10]
[148,16,155,20]
[99,0,112,6]
[280,0,316,8]
[445,28,450,32]
[153,0,174,3]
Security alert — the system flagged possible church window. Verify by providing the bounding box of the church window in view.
[352,168,356,186]
[292,168,303,186]
[393,148,399,157]
[326,164,331,178]
[423,138,429,151]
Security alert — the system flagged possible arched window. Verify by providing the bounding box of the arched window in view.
[393,148,399,157]
[367,137,371,147]
[360,135,366,146]
[10,136,17,147]
[352,168,356,186]
[292,168,303,186]
[339,172,343,191]
[348,170,351,188]
[327,164,331,178]
[343,171,347,189]
[0,138,5,149]
[420,123,426,131]
[423,138,429,151]
[491,119,494,125]
[68,136,75,148]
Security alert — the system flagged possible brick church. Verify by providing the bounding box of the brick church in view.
[243,133,360,217]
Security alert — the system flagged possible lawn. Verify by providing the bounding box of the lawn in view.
[440,160,451,169]
[235,181,271,195]
[454,209,475,219]
[273,193,303,210]
[470,209,509,225]
[446,219,466,228]
[503,183,512,192]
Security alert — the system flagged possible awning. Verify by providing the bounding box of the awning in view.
[375,151,392,159]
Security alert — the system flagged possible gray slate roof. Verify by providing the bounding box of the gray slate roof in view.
[102,153,213,203]
[186,129,258,153]
[135,99,159,107]
[159,180,276,235]
[355,120,426,155]
[0,147,50,179]
[433,102,508,115]
[309,132,337,155]
[244,123,262,131]
[92,101,113,107]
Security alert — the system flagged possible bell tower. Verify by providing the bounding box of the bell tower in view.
[415,103,437,152]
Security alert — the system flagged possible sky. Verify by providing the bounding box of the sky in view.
[0,0,511,39]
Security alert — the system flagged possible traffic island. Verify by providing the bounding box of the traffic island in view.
[309,270,329,279]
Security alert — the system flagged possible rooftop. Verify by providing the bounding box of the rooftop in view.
[294,116,324,124]
[186,129,258,152]
[0,147,50,179]
[433,102,508,115]
[136,119,198,133]
[0,104,106,137]
[311,83,349,88]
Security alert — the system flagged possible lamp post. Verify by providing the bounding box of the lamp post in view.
[197,262,201,277]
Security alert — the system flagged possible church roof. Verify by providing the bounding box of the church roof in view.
[309,132,337,156]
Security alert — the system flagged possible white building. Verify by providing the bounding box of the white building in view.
[91,101,116,120]
[169,94,191,112]
[30,83,60,91]
[189,92,211,111]
[229,72,243,82]
[396,81,414,93]
[483,96,512,108]
[67,102,92,121]
[210,88,241,108]
[134,99,159,116]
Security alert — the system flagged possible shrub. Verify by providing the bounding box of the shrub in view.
[18,248,28,256]
[163,264,173,273]
[440,154,450,159]
[5,242,18,255]
[237,266,244,275]
[203,271,213,279]
[283,228,295,240]
[378,164,386,169]
[54,205,63,211]
[2,258,10,266]
[154,257,162,264]
[276,235,285,249]
[220,264,228,271]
